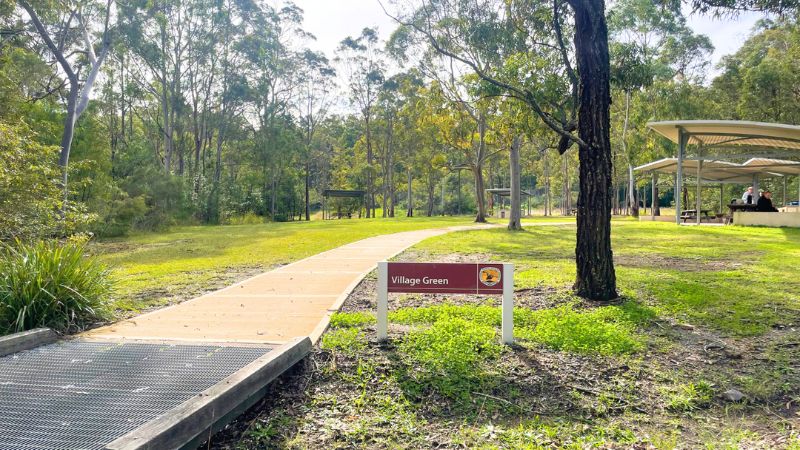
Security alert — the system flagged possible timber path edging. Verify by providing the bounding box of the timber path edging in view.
[0,327,58,357]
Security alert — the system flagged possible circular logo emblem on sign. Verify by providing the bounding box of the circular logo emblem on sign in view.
[479,267,501,287]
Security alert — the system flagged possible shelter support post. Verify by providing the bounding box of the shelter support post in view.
[783,177,787,207]
[753,174,759,198]
[675,129,687,224]
[502,263,514,345]
[377,262,388,341]
[797,175,800,212]
[651,173,656,219]
[696,159,703,225]
[719,184,724,215]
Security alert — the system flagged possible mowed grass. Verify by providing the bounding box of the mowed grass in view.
[417,221,800,336]
[220,221,800,449]
[92,216,476,312]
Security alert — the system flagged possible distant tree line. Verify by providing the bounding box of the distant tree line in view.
[1,0,797,297]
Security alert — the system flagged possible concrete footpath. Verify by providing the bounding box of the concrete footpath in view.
[0,223,506,450]
[83,224,492,346]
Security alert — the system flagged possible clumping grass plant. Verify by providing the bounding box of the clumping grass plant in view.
[0,238,112,334]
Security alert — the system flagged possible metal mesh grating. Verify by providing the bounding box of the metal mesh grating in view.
[0,340,272,450]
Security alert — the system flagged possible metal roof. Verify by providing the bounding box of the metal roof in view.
[742,158,800,175]
[647,120,800,151]
[633,157,788,183]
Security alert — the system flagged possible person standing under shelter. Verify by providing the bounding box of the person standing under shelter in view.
[742,186,755,204]
[756,191,779,212]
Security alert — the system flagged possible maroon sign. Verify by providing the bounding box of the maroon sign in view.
[387,262,504,294]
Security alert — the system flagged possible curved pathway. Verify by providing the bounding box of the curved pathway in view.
[83,224,496,345]
[2,221,576,450]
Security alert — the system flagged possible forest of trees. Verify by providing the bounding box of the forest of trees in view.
[1,0,798,243]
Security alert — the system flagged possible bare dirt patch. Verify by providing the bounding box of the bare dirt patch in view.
[614,253,748,272]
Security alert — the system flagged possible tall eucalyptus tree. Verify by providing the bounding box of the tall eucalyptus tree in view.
[336,28,385,218]
[18,0,114,207]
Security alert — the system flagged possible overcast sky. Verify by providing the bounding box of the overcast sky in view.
[290,0,767,73]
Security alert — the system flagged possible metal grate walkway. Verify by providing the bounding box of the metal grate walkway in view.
[0,340,271,450]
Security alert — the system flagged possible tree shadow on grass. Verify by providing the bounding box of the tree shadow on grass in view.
[378,338,631,427]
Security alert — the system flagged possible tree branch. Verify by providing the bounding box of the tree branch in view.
[552,0,578,120]
[19,0,78,84]
[377,0,587,149]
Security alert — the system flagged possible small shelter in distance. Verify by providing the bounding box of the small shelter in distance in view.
[321,189,365,220]
[485,188,533,219]
[636,120,800,227]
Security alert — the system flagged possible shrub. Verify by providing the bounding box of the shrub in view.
[224,212,264,226]
[0,239,112,334]
[95,192,149,237]
[0,122,63,240]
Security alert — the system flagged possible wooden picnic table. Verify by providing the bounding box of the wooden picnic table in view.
[727,203,758,213]
[680,209,713,223]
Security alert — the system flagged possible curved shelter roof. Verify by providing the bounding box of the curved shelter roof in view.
[742,158,800,175]
[634,158,762,183]
[647,120,800,155]
[635,157,800,183]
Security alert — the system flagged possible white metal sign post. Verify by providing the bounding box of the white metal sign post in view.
[376,262,514,345]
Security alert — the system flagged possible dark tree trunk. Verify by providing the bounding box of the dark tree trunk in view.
[683,186,689,211]
[567,0,618,301]
[654,185,661,216]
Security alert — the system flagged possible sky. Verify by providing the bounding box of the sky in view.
[290,0,768,74]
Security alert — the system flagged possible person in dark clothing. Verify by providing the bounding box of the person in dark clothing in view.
[756,191,779,212]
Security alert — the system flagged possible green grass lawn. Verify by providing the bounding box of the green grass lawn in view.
[417,222,800,336]
[92,216,480,313]
[216,221,800,450]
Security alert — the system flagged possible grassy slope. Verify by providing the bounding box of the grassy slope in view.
[218,221,800,450]
[92,216,475,312]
